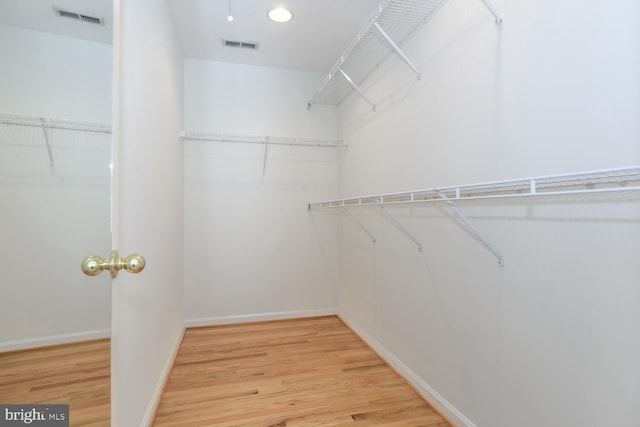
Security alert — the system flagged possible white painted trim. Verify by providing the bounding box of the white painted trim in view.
[338,313,477,427]
[184,307,338,328]
[0,329,111,353]
[141,326,185,427]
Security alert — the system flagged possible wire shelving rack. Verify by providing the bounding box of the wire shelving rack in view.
[307,0,502,111]
[309,166,640,266]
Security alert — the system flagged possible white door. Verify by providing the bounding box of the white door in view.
[110,0,184,425]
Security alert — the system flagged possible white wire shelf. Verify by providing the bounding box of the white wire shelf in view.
[179,131,345,148]
[309,166,640,266]
[310,167,640,208]
[307,0,502,110]
[0,112,112,177]
[0,112,112,133]
[180,131,345,176]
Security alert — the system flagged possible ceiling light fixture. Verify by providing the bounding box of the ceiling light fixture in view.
[227,0,234,22]
[267,7,293,23]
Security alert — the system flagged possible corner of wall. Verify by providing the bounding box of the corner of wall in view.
[337,312,477,427]
[141,325,185,427]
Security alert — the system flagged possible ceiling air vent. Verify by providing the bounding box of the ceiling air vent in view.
[222,39,259,50]
[54,7,105,26]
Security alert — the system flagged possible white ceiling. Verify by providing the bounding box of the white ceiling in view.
[0,0,382,73]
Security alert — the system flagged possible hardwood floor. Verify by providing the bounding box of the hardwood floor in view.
[0,339,110,427]
[0,317,450,426]
[153,316,451,426]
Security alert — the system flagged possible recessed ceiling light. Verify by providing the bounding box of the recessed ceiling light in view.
[267,7,293,23]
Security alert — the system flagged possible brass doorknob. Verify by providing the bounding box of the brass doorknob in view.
[81,250,145,278]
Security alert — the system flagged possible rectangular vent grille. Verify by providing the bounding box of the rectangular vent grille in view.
[222,39,259,50]
[54,7,104,25]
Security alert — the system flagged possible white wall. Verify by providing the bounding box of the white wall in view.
[0,24,112,122]
[111,0,184,424]
[183,59,339,324]
[336,0,640,426]
[0,24,112,349]
[184,59,338,137]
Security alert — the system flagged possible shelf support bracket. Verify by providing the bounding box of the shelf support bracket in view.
[39,117,55,168]
[436,191,504,266]
[262,137,269,176]
[378,202,422,252]
[342,207,376,244]
[479,0,502,24]
[338,69,376,112]
[373,22,421,80]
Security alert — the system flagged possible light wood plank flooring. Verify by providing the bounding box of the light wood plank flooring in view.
[0,338,110,426]
[154,316,451,426]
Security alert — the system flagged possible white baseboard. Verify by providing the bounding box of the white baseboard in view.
[184,307,338,328]
[337,313,476,427]
[0,329,111,353]
[141,326,185,427]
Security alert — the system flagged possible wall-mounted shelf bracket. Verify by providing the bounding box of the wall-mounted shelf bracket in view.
[378,201,422,251]
[480,0,502,24]
[262,137,269,176]
[338,69,376,112]
[373,22,421,80]
[39,117,55,168]
[436,191,504,266]
[342,206,376,244]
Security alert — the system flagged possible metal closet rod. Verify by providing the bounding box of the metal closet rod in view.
[309,166,640,208]
[179,131,345,148]
[0,112,112,133]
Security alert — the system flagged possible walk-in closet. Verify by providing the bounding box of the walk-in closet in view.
[1,0,639,426]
